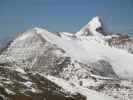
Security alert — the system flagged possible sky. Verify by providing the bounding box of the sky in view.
[0,0,133,40]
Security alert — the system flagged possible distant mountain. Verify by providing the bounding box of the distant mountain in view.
[0,17,133,100]
[76,16,107,37]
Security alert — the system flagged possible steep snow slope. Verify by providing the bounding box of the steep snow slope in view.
[76,16,105,37]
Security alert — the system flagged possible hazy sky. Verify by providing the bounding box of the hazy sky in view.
[0,0,133,39]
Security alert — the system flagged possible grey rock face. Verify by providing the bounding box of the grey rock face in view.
[90,60,118,78]
[108,35,133,53]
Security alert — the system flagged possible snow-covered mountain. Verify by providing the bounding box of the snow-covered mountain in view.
[0,17,133,100]
[76,16,106,37]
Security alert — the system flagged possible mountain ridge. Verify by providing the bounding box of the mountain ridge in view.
[0,16,133,100]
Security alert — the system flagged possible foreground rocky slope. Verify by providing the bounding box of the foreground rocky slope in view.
[0,17,133,100]
[0,64,86,100]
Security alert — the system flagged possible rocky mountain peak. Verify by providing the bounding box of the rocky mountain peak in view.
[88,16,102,30]
[76,16,107,37]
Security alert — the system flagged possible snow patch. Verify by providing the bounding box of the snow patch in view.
[23,81,33,88]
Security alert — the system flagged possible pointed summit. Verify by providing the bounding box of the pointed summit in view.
[88,16,103,30]
[76,16,106,37]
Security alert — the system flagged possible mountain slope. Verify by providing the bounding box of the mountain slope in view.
[4,26,133,79]
[0,16,133,100]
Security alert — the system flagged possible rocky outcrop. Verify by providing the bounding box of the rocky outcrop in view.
[108,34,133,53]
